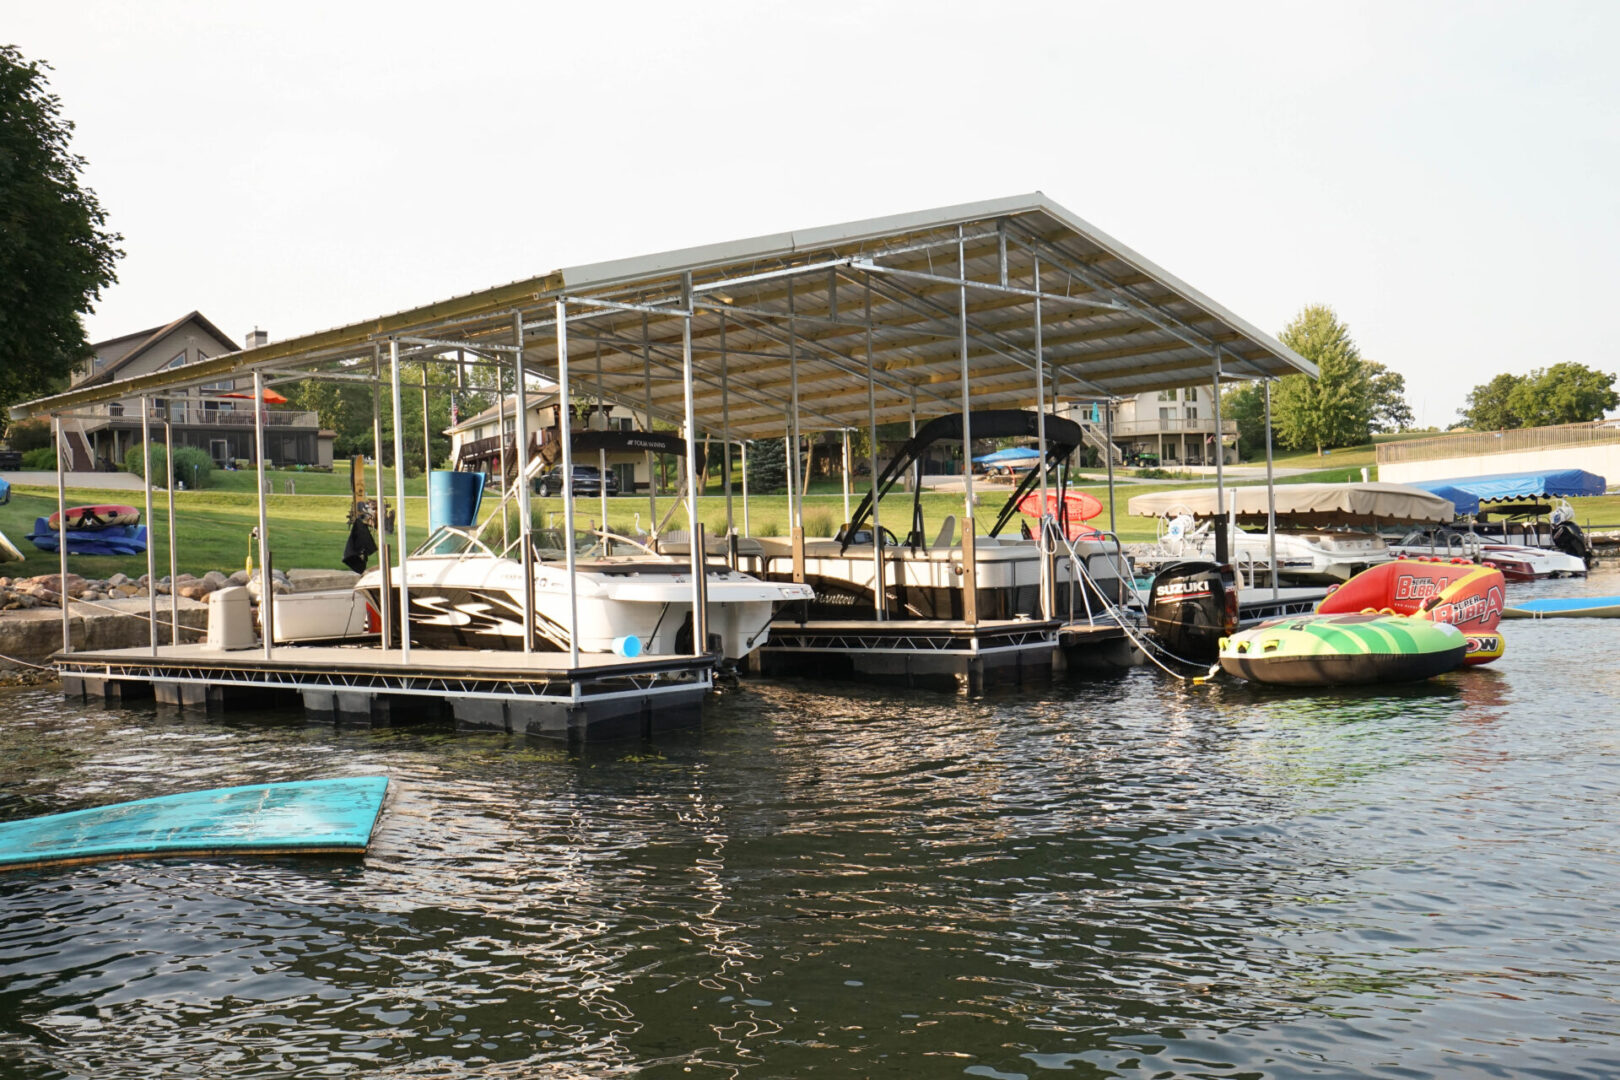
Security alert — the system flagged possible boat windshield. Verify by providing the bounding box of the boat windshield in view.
[411,526,496,559]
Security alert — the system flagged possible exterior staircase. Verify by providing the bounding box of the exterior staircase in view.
[1077,420,1125,467]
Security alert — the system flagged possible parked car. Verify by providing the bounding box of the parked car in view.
[535,464,619,497]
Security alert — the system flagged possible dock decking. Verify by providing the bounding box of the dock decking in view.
[57,643,713,740]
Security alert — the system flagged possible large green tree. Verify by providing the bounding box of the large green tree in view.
[1458,372,1523,430]
[1458,363,1618,430]
[0,46,122,435]
[1506,363,1617,428]
[1271,305,1395,454]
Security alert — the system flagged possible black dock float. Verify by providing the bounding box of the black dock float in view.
[755,617,1063,692]
[56,644,715,742]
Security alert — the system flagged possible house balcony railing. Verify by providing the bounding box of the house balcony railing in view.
[75,402,319,428]
[1110,417,1237,438]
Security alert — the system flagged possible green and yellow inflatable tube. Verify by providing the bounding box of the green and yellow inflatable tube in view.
[1219,613,1468,686]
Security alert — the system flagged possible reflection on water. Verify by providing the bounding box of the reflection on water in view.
[1,576,1620,1078]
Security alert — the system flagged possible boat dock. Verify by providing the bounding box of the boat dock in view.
[58,644,713,741]
[755,616,1133,691]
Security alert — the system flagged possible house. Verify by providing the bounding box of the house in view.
[445,389,664,492]
[67,313,331,470]
[1063,387,1237,467]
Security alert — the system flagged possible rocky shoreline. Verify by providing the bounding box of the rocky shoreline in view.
[0,568,356,673]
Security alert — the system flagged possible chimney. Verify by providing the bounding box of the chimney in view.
[245,327,268,350]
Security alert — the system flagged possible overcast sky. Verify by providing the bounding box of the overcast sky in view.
[9,1,1617,427]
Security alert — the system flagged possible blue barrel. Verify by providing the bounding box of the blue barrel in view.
[428,470,485,533]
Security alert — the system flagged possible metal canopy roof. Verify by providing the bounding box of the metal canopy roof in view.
[16,193,1316,439]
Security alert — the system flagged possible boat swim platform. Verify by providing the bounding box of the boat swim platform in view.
[55,643,714,741]
[753,617,1134,692]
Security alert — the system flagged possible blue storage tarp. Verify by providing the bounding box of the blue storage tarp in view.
[973,447,1041,465]
[1410,469,1605,516]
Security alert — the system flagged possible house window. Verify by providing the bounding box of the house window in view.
[1185,406,1199,421]
[1159,407,1174,422]
[164,350,188,370]
[1157,390,1177,401]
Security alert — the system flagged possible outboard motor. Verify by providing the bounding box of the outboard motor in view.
[1147,560,1238,662]
[1551,519,1596,567]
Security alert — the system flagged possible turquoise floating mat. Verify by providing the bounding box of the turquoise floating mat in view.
[0,776,389,872]
[1502,596,1620,620]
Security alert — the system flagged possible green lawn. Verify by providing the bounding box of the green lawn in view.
[6,466,1614,582]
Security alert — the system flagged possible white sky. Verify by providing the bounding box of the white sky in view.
[8,1,1617,427]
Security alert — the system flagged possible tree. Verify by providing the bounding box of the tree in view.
[745,437,787,494]
[1458,363,1618,430]
[0,47,123,435]
[1221,381,1268,459]
[1505,363,1618,428]
[1365,360,1415,433]
[1458,372,1523,430]
[1270,305,1400,454]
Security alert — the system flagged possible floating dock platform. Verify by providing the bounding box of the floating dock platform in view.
[57,644,714,741]
[753,617,1132,691]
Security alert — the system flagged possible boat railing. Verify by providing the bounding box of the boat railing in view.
[1044,518,1138,627]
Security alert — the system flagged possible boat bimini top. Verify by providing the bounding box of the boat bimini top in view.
[838,409,1086,554]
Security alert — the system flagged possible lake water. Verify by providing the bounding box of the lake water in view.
[1,570,1618,1078]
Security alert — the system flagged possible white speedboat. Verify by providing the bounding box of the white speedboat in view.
[1128,482,1457,585]
[356,525,813,662]
[1389,527,1586,582]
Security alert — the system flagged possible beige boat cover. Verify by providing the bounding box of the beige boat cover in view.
[1126,482,1455,526]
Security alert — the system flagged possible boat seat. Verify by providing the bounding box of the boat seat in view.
[932,514,956,551]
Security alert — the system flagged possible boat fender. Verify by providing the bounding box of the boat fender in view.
[612,635,643,658]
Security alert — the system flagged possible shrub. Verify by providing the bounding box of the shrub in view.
[21,447,56,470]
[802,509,836,537]
[125,442,216,489]
[6,418,52,453]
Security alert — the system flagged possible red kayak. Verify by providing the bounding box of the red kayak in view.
[1017,490,1103,541]
[47,504,141,531]
[1317,556,1506,664]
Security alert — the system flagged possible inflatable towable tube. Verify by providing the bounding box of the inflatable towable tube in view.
[1219,614,1468,686]
[1316,557,1506,665]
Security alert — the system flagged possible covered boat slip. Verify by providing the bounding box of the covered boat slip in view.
[18,193,1315,711]
[1409,469,1607,518]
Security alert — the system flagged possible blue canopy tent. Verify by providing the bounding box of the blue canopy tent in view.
[972,447,1042,465]
[1410,469,1605,517]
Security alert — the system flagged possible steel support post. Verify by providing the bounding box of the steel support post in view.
[421,366,433,531]
[741,442,750,537]
[788,280,805,582]
[54,416,68,653]
[1033,257,1052,621]
[958,227,978,624]
[515,314,539,658]
[680,273,707,654]
[164,419,178,642]
[371,346,391,650]
[496,374,509,543]
[1211,356,1228,566]
[719,314,736,565]
[642,314,657,529]
[387,346,411,663]
[841,430,852,524]
[253,371,274,658]
[1265,378,1278,598]
[596,343,608,532]
[554,301,579,667]
[140,396,157,654]
[1105,399,1117,536]
[866,279,884,620]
